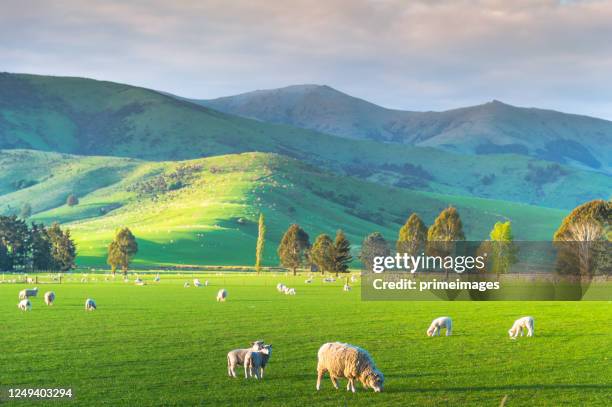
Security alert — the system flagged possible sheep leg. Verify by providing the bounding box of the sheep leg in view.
[330,376,339,389]
[316,369,324,390]
[245,363,250,379]
[350,378,356,393]
[260,367,264,379]
[346,380,351,391]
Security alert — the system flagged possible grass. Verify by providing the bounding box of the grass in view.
[1,273,610,406]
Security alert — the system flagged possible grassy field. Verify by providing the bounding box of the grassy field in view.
[2,273,610,406]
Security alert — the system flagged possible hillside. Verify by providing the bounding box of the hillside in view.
[197,85,612,173]
[1,73,609,209]
[0,149,566,267]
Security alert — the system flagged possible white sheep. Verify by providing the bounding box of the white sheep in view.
[184,282,190,288]
[509,316,534,339]
[350,275,358,283]
[316,342,384,393]
[204,280,209,287]
[276,283,286,293]
[217,289,227,302]
[18,298,32,311]
[18,287,38,300]
[427,316,452,337]
[44,291,55,306]
[323,277,336,283]
[227,341,264,378]
[245,344,273,379]
[285,288,296,295]
[85,298,97,311]
[194,278,202,287]
[343,284,351,291]
[154,274,160,282]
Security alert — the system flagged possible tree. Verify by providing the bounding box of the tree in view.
[47,223,76,271]
[0,241,11,271]
[255,213,266,274]
[487,221,518,277]
[277,224,310,275]
[359,232,390,272]
[0,215,30,270]
[310,234,335,275]
[20,203,32,219]
[107,227,138,276]
[30,223,54,270]
[553,200,611,277]
[66,194,79,206]
[427,207,465,278]
[397,213,427,256]
[332,230,352,277]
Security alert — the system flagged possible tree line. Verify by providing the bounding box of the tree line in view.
[0,215,76,272]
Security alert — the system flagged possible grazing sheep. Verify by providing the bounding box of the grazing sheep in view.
[18,298,32,311]
[44,291,55,306]
[350,275,358,283]
[194,278,202,287]
[81,277,87,283]
[323,277,336,283]
[154,274,160,282]
[427,317,453,337]
[245,344,273,379]
[85,298,97,311]
[285,288,296,295]
[276,283,286,293]
[343,284,351,292]
[19,287,39,299]
[316,342,384,393]
[509,316,535,339]
[217,289,227,302]
[227,341,265,377]
[134,278,143,284]
[204,280,209,287]
[184,282,190,288]
[135,280,146,286]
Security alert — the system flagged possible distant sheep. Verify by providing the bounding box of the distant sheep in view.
[154,274,160,282]
[316,342,384,393]
[19,287,38,300]
[343,284,351,291]
[217,289,227,302]
[85,298,97,311]
[427,317,452,337]
[509,316,534,339]
[135,280,146,286]
[184,282,190,288]
[350,275,358,283]
[194,278,202,287]
[81,277,87,283]
[285,288,296,295]
[44,291,55,306]
[18,298,32,311]
[323,277,335,283]
[204,280,209,287]
[245,344,273,379]
[276,283,286,293]
[227,341,264,378]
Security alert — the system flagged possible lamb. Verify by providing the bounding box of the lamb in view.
[316,342,384,393]
[18,287,38,300]
[285,288,296,295]
[427,316,452,337]
[44,291,55,306]
[194,278,202,287]
[227,341,265,378]
[508,316,534,339]
[217,289,227,302]
[276,283,286,293]
[85,298,97,311]
[18,298,32,311]
[343,284,351,291]
[245,344,273,379]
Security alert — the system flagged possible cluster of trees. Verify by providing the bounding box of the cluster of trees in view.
[0,215,76,271]
[276,223,352,276]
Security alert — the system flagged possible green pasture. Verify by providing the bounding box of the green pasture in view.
[1,273,610,406]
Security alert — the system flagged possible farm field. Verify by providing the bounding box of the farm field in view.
[2,273,611,406]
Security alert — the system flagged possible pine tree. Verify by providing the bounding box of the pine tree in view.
[359,232,390,272]
[255,213,266,274]
[30,223,53,270]
[397,213,427,257]
[107,227,138,276]
[332,229,352,277]
[310,234,334,275]
[277,224,310,275]
[47,223,76,271]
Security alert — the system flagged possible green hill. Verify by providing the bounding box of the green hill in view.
[0,150,566,267]
[0,73,609,209]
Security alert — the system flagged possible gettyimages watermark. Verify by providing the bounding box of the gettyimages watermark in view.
[361,241,611,301]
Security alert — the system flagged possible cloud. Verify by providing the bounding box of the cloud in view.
[1,0,612,119]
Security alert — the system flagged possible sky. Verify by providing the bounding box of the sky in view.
[2,0,612,119]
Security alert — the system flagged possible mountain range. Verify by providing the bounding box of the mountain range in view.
[195,84,612,174]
